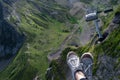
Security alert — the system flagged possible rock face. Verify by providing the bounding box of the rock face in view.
[113,12,120,24]
[93,55,120,80]
[69,2,86,16]
[55,0,79,7]
[2,0,18,5]
[0,2,24,59]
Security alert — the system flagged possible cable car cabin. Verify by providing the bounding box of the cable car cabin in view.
[104,8,113,13]
[85,12,98,22]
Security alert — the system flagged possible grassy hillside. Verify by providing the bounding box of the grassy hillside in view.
[0,0,119,80]
[0,0,77,80]
[49,5,120,80]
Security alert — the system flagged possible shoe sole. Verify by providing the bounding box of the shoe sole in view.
[67,51,77,60]
[81,52,93,61]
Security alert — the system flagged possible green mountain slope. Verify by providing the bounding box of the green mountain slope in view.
[0,0,120,80]
[0,0,77,80]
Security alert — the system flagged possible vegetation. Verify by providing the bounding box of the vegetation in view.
[49,4,120,80]
[0,0,73,80]
[0,0,120,80]
[80,0,93,4]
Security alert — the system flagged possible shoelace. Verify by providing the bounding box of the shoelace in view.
[84,63,94,73]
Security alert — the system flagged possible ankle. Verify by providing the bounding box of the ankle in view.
[75,71,86,80]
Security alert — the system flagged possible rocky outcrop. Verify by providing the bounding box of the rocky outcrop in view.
[0,2,24,59]
[2,0,18,5]
[55,0,79,7]
[93,55,120,80]
[69,2,86,16]
[113,12,120,24]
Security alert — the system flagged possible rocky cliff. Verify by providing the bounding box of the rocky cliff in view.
[0,0,120,80]
[0,2,24,59]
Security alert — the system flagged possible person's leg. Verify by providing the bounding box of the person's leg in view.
[67,51,86,80]
[80,52,93,80]
[75,52,93,80]
[75,71,87,80]
[67,51,93,80]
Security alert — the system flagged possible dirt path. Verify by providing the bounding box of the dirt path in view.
[47,24,79,61]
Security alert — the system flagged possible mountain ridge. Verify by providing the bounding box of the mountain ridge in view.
[0,0,75,80]
[0,0,120,80]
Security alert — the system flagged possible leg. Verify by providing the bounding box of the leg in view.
[80,52,93,80]
[75,71,87,80]
[67,51,86,80]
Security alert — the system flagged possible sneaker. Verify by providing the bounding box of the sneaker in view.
[80,52,93,80]
[67,51,82,80]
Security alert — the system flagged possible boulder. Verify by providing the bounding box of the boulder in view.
[113,12,120,24]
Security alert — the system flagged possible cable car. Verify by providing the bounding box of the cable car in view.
[85,12,98,22]
[84,4,113,42]
[85,9,102,38]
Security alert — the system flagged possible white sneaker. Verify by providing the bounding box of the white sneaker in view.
[67,51,82,80]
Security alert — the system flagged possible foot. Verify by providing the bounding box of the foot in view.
[80,52,93,80]
[67,51,82,80]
